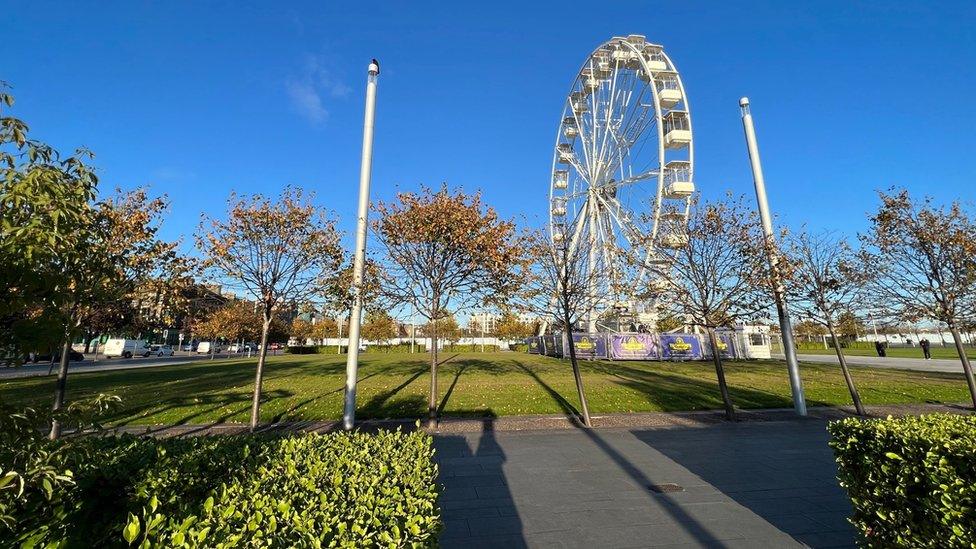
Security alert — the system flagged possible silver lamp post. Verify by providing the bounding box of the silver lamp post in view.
[739,97,807,416]
[343,59,380,430]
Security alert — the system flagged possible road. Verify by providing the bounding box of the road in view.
[786,353,965,374]
[0,352,261,380]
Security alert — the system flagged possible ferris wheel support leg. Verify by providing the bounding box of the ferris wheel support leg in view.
[586,193,599,333]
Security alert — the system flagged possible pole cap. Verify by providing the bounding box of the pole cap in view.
[368,59,380,75]
[739,97,750,107]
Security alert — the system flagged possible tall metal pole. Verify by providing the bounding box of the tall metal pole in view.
[410,302,415,353]
[343,59,380,430]
[739,97,807,416]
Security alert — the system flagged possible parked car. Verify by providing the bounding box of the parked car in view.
[29,350,85,363]
[181,343,196,352]
[103,339,151,359]
[197,341,221,354]
[150,344,175,357]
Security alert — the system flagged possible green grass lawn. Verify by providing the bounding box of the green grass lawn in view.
[1,352,970,426]
[790,345,976,360]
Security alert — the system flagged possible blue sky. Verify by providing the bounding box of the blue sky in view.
[3,0,974,252]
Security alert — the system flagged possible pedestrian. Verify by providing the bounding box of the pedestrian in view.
[920,338,931,360]
[875,340,887,357]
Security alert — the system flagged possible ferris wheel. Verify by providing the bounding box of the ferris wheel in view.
[549,35,694,332]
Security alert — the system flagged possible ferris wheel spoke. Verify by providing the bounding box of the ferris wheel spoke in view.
[614,168,661,189]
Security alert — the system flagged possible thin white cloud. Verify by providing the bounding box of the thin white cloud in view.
[286,80,328,123]
[286,54,349,124]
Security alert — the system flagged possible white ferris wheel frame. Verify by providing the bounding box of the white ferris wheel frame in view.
[548,36,694,332]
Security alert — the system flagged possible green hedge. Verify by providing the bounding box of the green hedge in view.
[1,401,441,547]
[441,344,498,352]
[828,414,976,547]
[509,343,529,352]
[286,345,348,354]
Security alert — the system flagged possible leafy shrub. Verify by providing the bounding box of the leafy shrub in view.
[441,344,498,352]
[0,394,122,540]
[509,343,528,352]
[286,345,350,354]
[1,399,441,547]
[828,414,976,548]
[285,345,317,354]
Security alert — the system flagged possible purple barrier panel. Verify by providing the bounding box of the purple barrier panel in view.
[553,333,565,357]
[541,335,556,356]
[610,334,660,360]
[526,337,541,354]
[660,333,703,360]
[703,331,737,359]
[571,333,607,359]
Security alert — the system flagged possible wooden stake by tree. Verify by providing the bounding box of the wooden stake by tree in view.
[198,188,343,429]
[784,230,867,415]
[647,196,769,420]
[373,185,529,419]
[861,189,976,408]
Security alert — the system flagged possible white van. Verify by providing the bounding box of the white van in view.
[104,339,151,359]
[197,341,221,354]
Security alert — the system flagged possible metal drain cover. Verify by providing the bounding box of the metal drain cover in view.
[648,483,684,493]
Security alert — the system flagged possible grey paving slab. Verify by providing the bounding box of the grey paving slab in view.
[435,419,856,548]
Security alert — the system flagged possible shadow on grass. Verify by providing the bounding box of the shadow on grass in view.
[581,360,832,411]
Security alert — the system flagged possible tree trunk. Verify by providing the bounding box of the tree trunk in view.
[250,319,271,430]
[707,328,736,421]
[429,316,438,420]
[826,320,865,416]
[948,325,976,409]
[49,338,72,440]
[563,304,592,427]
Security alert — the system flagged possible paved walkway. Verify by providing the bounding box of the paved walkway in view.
[787,353,964,374]
[434,419,857,548]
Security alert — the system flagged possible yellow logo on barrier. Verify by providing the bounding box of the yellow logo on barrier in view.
[669,337,692,352]
[716,340,727,351]
[576,336,596,350]
[621,336,646,352]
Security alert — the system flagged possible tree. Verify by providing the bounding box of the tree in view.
[48,189,174,439]
[361,311,397,345]
[784,230,867,415]
[373,185,529,419]
[793,320,827,340]
[861,189,976,408]
[495,311,534,341]
[655,313,685,333]
[646,196,769,420]
[198,188,344,429]
[311,317,340,341]
[1,84,98,365]
[422,313,460,346]
[836,311,865,340]
[290,317,313,344]
[518,231,607,427]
